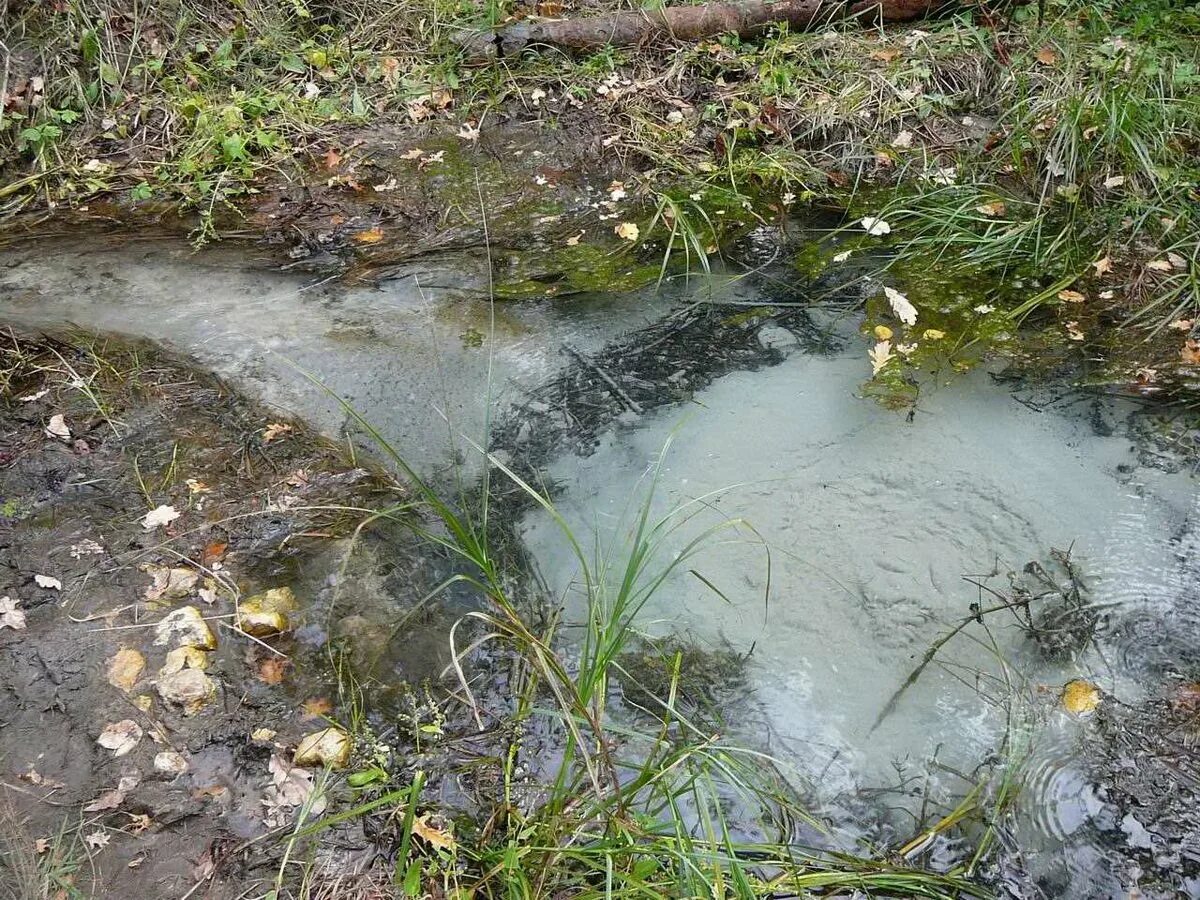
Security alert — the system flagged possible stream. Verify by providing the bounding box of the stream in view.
[3,234,1198,898]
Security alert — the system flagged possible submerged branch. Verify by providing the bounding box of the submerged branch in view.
[869,590,1032,735]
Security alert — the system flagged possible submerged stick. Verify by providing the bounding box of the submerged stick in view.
[870,591,1032,735]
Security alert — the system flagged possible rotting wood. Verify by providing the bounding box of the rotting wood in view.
[455,0,997,60]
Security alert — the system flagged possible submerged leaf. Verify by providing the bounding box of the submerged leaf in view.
[868,340,895,375]
[1060,679,1100,714]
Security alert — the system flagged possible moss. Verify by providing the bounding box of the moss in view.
[491,242,661,300]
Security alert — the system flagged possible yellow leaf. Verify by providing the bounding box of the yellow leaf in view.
[614,222,639,242]
[354,227,384,244]
[922,329,946,340]
[106,649,146,692]
[872,324,894,341]
[1060,679,1100,714]
[412,813,457,853]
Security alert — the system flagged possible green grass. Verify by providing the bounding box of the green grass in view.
[280,365,1008,898]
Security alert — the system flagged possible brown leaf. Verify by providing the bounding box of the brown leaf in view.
[1057,289,1086,304]
[1035,45,1058,66]
[323,147,342,171]
[1092,255,1112,276]
[201,542,228,565]
[257,657,289,685]
[870,47,901,63]
[353,227,384,245]
[1181,339,1200,366]
[301,697,333,720]
[262,422,294,444]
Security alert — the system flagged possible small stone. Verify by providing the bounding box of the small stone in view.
[757,325,800,351]
[294,727,352,769]
[237,588,297,637]
[153,751,189,776]
[156,668,216,715]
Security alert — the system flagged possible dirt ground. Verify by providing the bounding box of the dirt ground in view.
[0,331,444,898]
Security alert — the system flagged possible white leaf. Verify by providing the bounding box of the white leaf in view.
[97,720,143,758]
[45,414,70,440]
[860,216,891,237]
[20,389,49,402]
[34,574,62,591]
[141,505,180,531]
[884,287,918,325]
[84,830,110,850]
[832,250,852,263]
[869,340,896,374]
[0,596,26,630]
[891,130,913,149]
[1103,174,1126,189]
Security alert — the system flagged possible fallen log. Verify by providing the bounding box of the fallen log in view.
[456,0,973,60]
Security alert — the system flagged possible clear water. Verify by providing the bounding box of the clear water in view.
[3,238,1197,896]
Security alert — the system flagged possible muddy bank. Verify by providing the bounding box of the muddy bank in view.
[0,332,475,897]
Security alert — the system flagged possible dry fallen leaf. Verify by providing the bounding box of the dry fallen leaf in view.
[870,47,902,63]
[257,656,289,685]
[1065,321,1086,342]
[262,422,293,444]
[323,147,342,171]
[45,414,70,440]
[565,231,584,247]
[1181,339,1200,366]
[154,751,189,776]
[614,222,639,242]
[860,216,891,237]
[1092,256,1112,276]
[294,727,352,768]
[97,720,144,758]
[1103,174,1126,189]
[107,648,146,692]
[301,697,333,720]
[399,147,424,160]
[155,605,217,650]
[923,329,946,340]
[84,789,126,813]
[84,830,110,851]
[1035,45,1058,66]
[884,286,918,325]
[34,574,62,590]
[1057,289,1086,304]
[0,596,27,630]
[144,565,199,603]
[975,201,1006,217]
[34,838,50,854]
[1146,259,1173,273]
[457,121,480,141]
[412,813,457,853]
[142,505,180,531]
[1060,679,1100,714]
[353,227,385,244]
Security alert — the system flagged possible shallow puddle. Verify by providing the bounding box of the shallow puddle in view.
[518,326,1199,896]
[3,236,1197,896]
